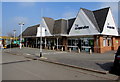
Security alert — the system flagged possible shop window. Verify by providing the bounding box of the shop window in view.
[96,38,99,46]
[107,38,111,46]
[89,40,94,46]
[103,38,107,47]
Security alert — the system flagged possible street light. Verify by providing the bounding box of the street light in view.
[40,25,42,57]
[19,22,24,49]
[10,37,12,51]
[40,8,43,57]
[13,30,16,41]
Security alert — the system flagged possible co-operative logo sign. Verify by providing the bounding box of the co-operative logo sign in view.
[75,24,89,30]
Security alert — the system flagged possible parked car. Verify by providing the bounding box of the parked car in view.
[110,46,120,76]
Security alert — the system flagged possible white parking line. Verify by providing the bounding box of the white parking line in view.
[26,54,31,55]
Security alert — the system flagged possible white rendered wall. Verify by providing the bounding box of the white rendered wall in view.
[36,26,45,37]
[41,18,52,36]
[102,9,118,36]
[69,9,99,36]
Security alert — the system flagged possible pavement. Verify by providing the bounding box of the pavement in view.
[3,47,116,74]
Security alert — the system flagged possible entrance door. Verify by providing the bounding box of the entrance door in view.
[80,38,94,52]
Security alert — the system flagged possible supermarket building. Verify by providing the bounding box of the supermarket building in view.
[22,7,120,53]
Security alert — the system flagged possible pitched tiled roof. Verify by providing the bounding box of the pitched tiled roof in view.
[81,8,100,32]
[43,17,55,34]
[67,18,76,34]
[22,7,111,37]
[93,7,110,33]
[22,24,39,37]
[53,19,67,35]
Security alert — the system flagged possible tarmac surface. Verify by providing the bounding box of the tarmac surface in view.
[2,52,118,80]
[3,47,116,74]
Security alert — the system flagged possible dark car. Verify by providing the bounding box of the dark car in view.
[110,46,120,76]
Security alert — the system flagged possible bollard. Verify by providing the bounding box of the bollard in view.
[48,46,50,50]
[89,49,92,54]
[61,47,63,51]
[69,48,71,52]
[53,46,55,50]
[78,48,80,53]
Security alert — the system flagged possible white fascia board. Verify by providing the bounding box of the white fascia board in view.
[100,33,118,36]
[68,33,100,37]
[54,34,69,36]
[45,35,53,36]
[102,9,118,36]
[42,18,52,36]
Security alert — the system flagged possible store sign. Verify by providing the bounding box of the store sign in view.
[107,26,115,29]
[75,24,89,30]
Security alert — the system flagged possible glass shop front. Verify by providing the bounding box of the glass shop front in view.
[68,37,94,52]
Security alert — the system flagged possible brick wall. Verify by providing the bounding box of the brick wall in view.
[94,36,99,53]
[116,37,120,47]
[112,37,118,50]
[94,36,117,53]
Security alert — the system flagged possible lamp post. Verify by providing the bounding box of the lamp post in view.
[10,38,12,51]
[13,30,16,41]
[19,22,24,49]
[40,25,42,57]
[40,8,43,57]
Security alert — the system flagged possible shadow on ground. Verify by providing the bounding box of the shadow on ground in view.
[1,60,31,65]
[96,62,113,71]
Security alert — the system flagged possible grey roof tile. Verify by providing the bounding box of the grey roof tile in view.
[93,7,110,33]
[81,8,100,32]
[22,7,111,37]
[22,24,39,37]
[53,19,67,35]
[67,18,76,34]
[43,17,55,34]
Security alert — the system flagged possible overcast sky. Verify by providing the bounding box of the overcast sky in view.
[2,2,119,36]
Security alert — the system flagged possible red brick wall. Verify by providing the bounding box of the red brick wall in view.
[102,46,112,53]
[112,37,118,50]
[99,36,103,53]
[116,37,120,47]
[94,36,103,53]
[94,36,99,53]
[94,36,117,53]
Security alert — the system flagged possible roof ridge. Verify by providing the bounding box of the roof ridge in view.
[43,17,54,20]
[91,11,101,32]
[28,24,40,28]
[68,18,76,20]
[81,8,93,12]
[93,7,110,33]
[93,7,110,12]
[81,8,100,32]
[55,19,67,21]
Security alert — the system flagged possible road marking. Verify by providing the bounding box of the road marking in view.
[40,57,47,59]
[26,54,31,55]
[43,52,67,55]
